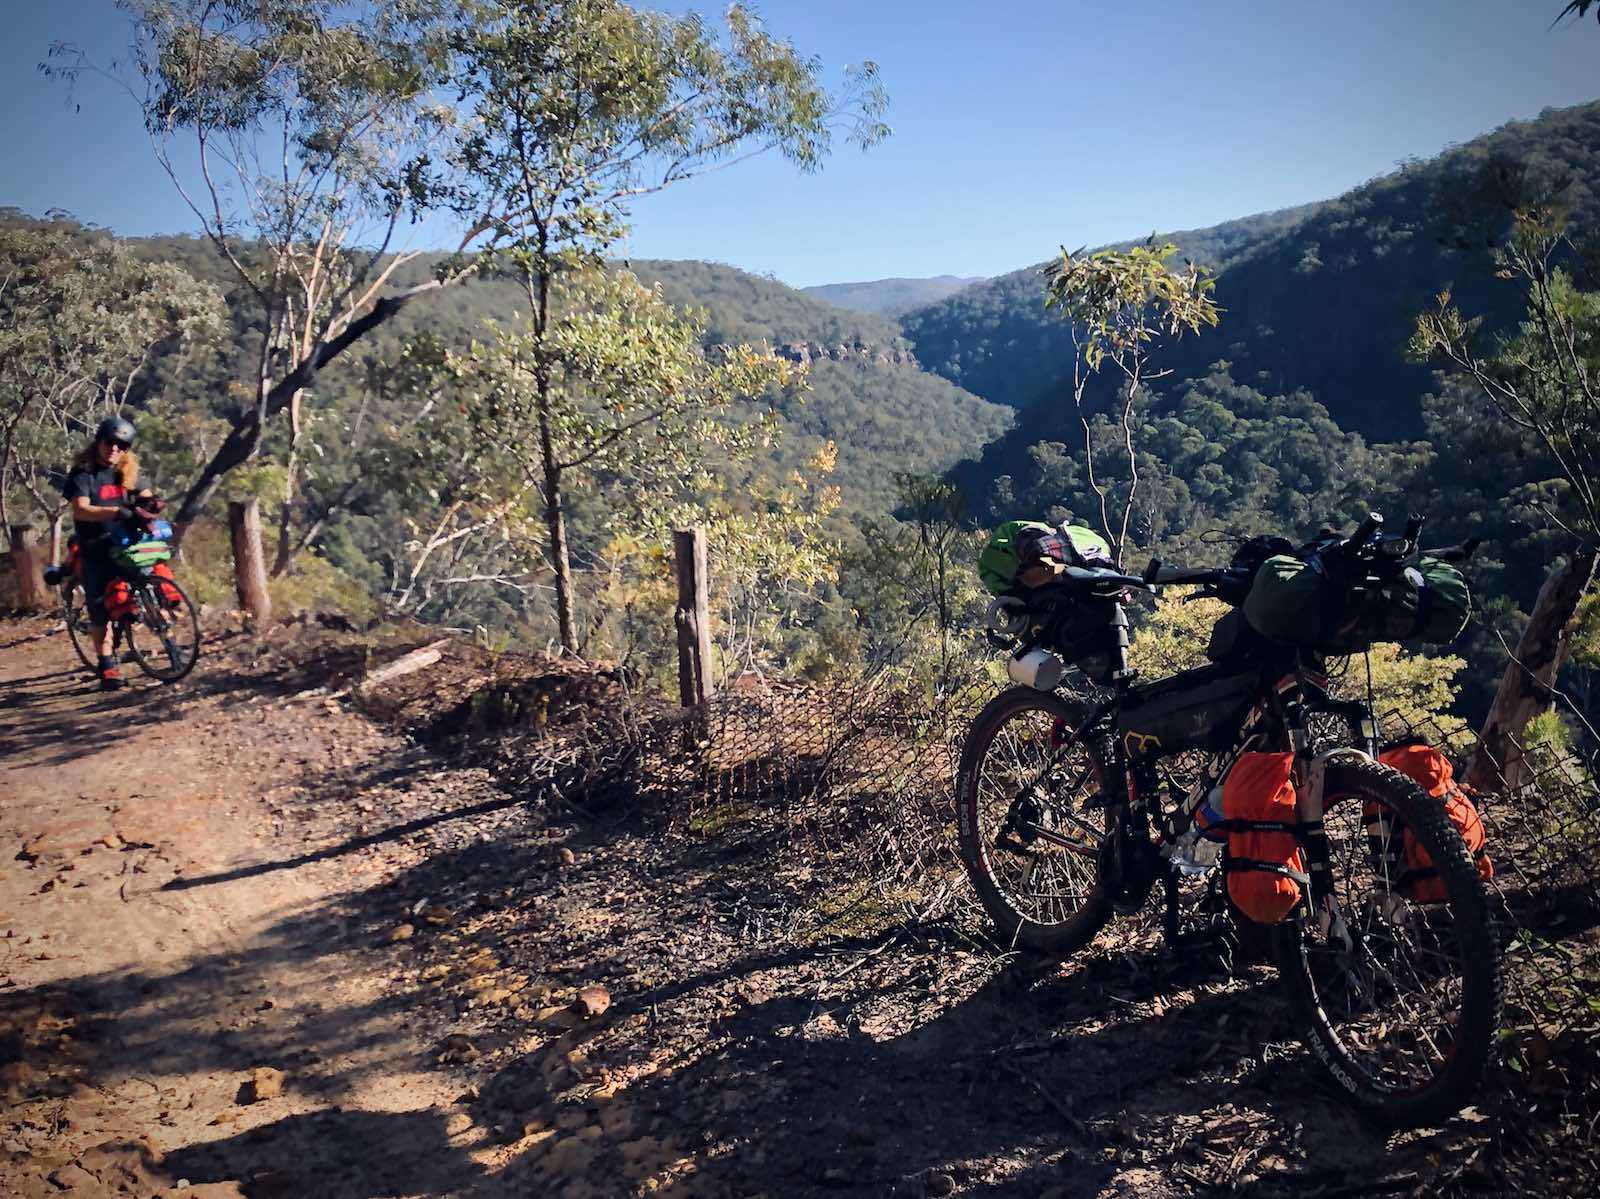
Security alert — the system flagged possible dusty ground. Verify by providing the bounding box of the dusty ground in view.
[0,614,1552,1198]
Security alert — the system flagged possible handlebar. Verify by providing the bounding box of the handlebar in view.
[1420,537,1482,564]
[1142,558,1224,586]
[1348,511,1385,554]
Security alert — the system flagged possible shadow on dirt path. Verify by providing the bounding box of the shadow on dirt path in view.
[0,616,1492,1198]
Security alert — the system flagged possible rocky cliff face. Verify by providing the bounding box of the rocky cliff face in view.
[770,340,918,368]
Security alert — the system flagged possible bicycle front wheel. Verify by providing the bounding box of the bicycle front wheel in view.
[126,575,202,683]
[956,687,1112,954]
[1276,757,1501,1127]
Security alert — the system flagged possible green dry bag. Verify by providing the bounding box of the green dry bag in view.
[978,521,1054,596]
[1243,555,1338,648]
[978,521,1114,596]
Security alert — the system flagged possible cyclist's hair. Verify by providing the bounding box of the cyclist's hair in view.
[72,440,140,491]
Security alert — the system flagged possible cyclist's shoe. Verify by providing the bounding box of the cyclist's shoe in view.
[97,656,124,691]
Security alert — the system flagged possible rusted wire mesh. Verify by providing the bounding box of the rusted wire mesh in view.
[1390,711,1600,1143]
[661,670,1005,934]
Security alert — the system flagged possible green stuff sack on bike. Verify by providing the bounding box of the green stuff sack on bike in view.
[1243,554,1342,647]
[978,521,1114,595]
[1362,558,1471,646]
[111,539,173,570]
[1244,553,1470,651]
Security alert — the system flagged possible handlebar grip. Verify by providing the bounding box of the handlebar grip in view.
[1150,564,1222,585]
[1061,566,1148,590]
[1349,511,1384,550]
[1403,515,1423,544]
[1142,557,1162,585]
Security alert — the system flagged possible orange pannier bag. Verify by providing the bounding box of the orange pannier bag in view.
[104,577,137,621]
[1373,741,1493,903]
[150,561,183,606]
[1220,751,1308,924]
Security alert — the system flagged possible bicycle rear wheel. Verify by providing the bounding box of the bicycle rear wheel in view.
[125,575,201,683]
[956,687,1112,954]
[1276,757,1501,1127]
[63,583,96,671]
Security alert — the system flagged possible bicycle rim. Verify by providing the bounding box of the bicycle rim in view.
[1279,760,1498,1124]
[963,693,1107,931]
[127,578,201,682]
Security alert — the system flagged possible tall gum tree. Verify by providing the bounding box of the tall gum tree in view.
[50,1,885,602]
[448,0,886,650]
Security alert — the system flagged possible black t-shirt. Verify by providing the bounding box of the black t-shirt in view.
[63,466,133,544]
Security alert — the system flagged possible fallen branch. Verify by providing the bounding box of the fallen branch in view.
[357,639,451,693]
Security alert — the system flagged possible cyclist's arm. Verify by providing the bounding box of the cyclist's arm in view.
[70,494,130,524]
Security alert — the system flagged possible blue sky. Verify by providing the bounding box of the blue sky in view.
[3,1,1598,287]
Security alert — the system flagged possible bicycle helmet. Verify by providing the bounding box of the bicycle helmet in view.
[95,416,137,446]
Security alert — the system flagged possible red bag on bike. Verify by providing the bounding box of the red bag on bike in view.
[104,578,136,621]
[150,561,183,607]
[1373,742,1493,903]
[1221,751,1307,924]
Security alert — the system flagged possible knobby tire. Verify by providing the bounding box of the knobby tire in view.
[956,687,1111,955]
[1275,757,1501,1128]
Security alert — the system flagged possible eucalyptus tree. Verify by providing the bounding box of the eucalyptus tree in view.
[0,222,224,548]
[446,270,804,650]
[1413,203,1600,787]
[446,0,887,650]
[43,1,476,545]
[1042,242,1219,563]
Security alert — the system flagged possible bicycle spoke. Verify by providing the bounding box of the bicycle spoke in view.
[970,702,1105,928]
[1300,788,1474,1095]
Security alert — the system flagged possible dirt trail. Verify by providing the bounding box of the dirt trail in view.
[0,617,511,1197]
[1,615,1504,1199]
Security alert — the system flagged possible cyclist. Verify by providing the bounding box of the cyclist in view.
[61,417,162,690]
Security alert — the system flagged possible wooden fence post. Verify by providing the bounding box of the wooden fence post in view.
[7,525,50,613]
[674,527,712,707]
[228,499,273,626]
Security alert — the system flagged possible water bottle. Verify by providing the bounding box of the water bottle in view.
[1166,780,1227,876]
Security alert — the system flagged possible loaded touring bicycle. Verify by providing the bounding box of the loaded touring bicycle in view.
[958,512,1501,1126]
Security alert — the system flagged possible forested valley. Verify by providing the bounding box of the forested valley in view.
[6,5,1600,1196]
[5,84,1599,731]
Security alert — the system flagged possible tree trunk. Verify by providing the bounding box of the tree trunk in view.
[48,508,63,566]
[543,467,578,654]
[228,499,273,627]
[173,284,444,539]
[1466,546,1597,791]
[7,525,49,613]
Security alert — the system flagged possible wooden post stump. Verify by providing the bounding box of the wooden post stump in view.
[7,525,50,613]
[674,527,712,708]
[228,499,273,626]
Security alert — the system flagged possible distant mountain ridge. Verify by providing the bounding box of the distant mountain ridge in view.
[802,275,985,317]
[900,102,1600,449]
